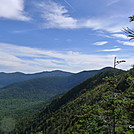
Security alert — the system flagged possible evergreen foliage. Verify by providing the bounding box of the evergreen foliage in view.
[123,15,134,40]
[1,68,133,134]
[0,68,107,123]
[10,68,134,134]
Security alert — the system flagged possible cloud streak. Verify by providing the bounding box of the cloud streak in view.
[101,48,121,52]
[112,34,128,40]
[0,43,116,73]
[36,1,133,32]
[63,0,74,10]
[94,41,108,46]
[118,40,134,46]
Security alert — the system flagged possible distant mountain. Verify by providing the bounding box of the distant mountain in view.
[66,67,112,88]
[0,67,111,119]
[12,67,134,134]
[0,67,112,100]
[0,70,73,87]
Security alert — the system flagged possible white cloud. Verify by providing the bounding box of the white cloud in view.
[94,41,108,45]
[112,34,128,40]
[101,48,121,52]
[37,1,133,33]
[0,0,130,32]
[38,1,77,29]
[0,42,116,73]
[0,0,30,21]
[0,43,133,72]
[117,40,134,46]
[80,18,122,32]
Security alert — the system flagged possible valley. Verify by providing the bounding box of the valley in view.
[0,68,110,121]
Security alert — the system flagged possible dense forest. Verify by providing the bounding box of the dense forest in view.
[4,67,133,134]
[0,68,109,130]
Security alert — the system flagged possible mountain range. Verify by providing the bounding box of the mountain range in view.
[0,70,73,88]
[0,67,112,120]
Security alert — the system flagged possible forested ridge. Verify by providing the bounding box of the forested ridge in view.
[0,68,109,129]
[8,67,134,134]
[0,70,73,88]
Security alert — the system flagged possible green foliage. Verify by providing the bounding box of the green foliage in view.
[73,77,133,134]
[0,69,104,120]
[129,15,134,22]
[11,68,129,134]
[103,76,117,87]
[2,67,133,134]
[123,16,134,40]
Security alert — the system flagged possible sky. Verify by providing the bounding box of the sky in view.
[0,0,134,73]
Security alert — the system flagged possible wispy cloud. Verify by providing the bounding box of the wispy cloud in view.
[94,41,108,45]
[0,43,116,73]
[112,34,128,40]
[117,40,134,46]
[38,1,77,29]
[101,48,121,52]
[36,1,133,33]
[1,0,132,33]
[0,0,30,21]
[63,0,74,10]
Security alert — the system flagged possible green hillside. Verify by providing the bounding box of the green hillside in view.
[10,67,134,134]
[0,68,108,120]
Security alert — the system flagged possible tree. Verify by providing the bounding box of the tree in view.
[129,15,134,22]
[124,15,134,40]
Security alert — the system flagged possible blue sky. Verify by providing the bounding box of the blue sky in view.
[0,0,134,73]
